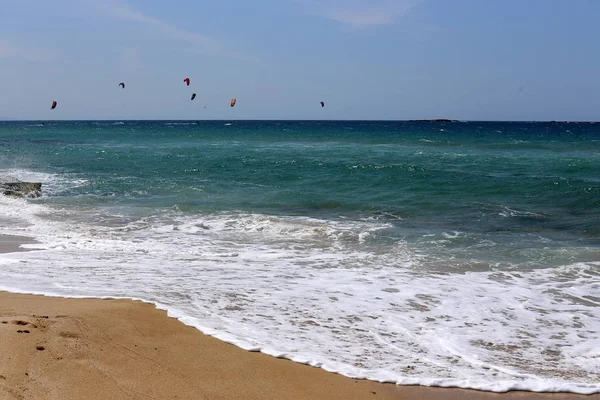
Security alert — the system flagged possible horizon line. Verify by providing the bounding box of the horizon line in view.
[1,118,599,124]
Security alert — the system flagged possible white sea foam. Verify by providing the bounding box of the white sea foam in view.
[0,168,55,184]
[0,184,598,394]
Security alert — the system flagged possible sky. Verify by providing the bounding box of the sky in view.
[0,0,599,121]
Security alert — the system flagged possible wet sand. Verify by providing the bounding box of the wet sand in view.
[0,234,38,254]
[0,236,597,400]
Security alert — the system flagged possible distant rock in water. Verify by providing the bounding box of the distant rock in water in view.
[408,119,459,123]
[549,120,598,124]
[0,176,42,198]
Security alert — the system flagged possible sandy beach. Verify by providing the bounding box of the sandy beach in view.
[0,235,597,400]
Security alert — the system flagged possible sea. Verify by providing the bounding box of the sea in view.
[0,120,598,394]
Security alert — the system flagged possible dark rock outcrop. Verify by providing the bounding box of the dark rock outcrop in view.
[408,119,459,123]
[0,176,42,198]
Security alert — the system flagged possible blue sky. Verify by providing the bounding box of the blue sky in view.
[1,0,599,120]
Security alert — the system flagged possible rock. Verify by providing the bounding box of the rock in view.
[0,176,42,198]
[408,119,459,123]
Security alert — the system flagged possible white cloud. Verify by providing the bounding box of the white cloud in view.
[95,1,260,63]
[0,39,55,62]
[301,0,419,27]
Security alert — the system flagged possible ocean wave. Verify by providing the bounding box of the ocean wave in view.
[0,196,598,394]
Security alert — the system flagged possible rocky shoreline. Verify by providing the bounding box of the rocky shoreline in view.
[0,176,42,198]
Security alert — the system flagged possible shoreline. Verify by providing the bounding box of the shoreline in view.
[0,235,597,399]
[1,292,597,400]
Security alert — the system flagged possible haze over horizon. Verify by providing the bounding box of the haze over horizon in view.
[1,0,599,121]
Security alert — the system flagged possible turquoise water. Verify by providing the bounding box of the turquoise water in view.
[1,120,599,393]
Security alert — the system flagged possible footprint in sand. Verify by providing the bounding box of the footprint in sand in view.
[11,320,38,329]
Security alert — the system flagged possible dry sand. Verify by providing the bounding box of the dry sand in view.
[0,235,597,400]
